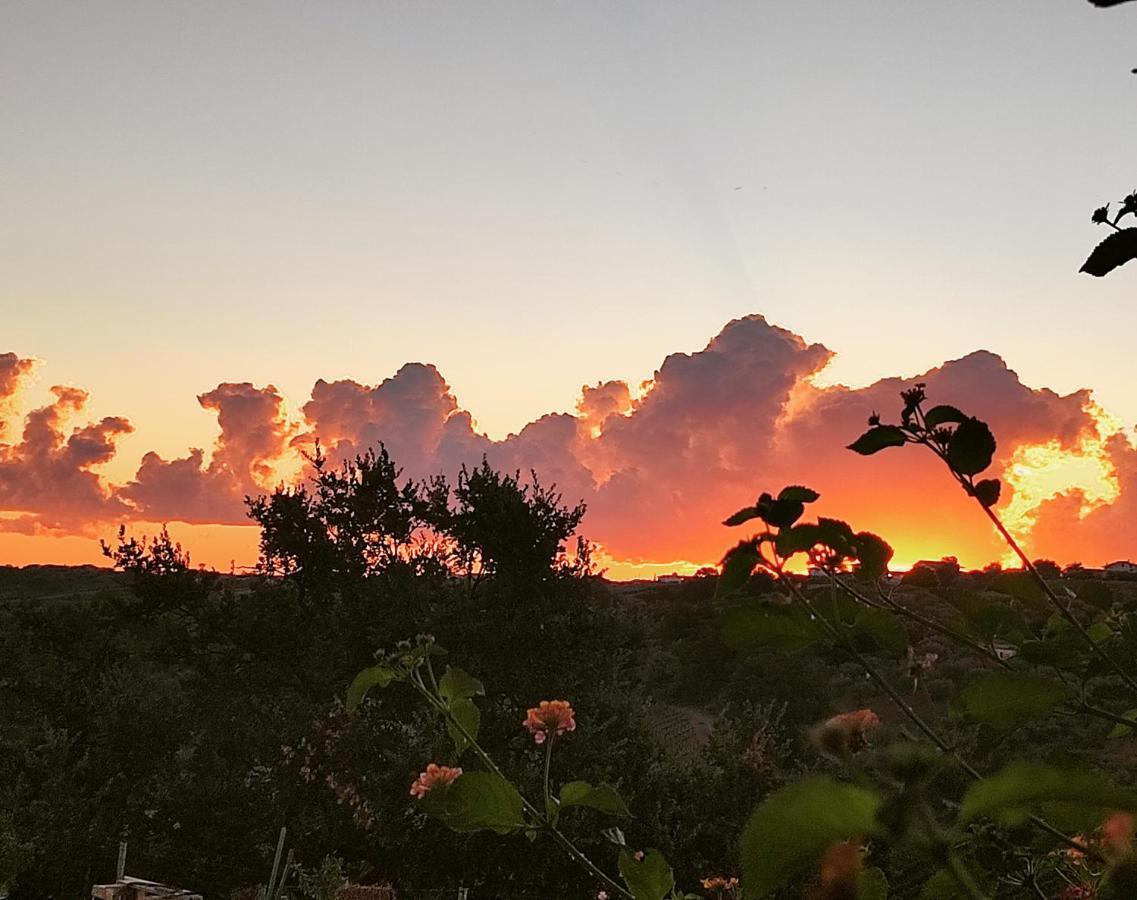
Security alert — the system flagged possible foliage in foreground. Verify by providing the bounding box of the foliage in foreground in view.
[354,386,1137,900]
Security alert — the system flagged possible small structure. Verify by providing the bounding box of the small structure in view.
[654,572,686,585]
[91,877,202,900]
[1104,560,1137,577]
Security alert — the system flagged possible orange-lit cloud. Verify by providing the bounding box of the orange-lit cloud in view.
[120,382,299,524]
[0,315,1133,575]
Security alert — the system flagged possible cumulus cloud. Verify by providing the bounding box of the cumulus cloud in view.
[0,352,39,441]
[1,314,1132,568]
[120,382,299,524]
[0,384,133,534]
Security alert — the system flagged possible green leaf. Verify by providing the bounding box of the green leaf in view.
[918,870,963,899]
[923,405,967,429]
[1081,227,1137,277]
[722,604,820,654]
[717,541,761,598]
[1018,630,1090,670]
[961,761,1137,823]
[446,697,481,755]
[774,524,821,557]
[558,781,630,817]
[946,417,996,476]
[854,532,893,580]
[852,608,908,657]
[847,426,907,456]
[346,664,396,711]
[859,867,889,900]
[740,776,881,898]
[419,771,527,834]
[955,596,1027,644]
[438,667,484,703]
[951,671,1070,731]
[989,571,1049,610]
[1108,709,1137,739]
[759,494,805,528]
[778,485,820,504]
[618,849,675,900]
[723,506,761,527]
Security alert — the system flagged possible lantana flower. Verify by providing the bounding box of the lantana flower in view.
[523,699,577,744]
[1101,810,1135,858]
[811,709,881,756]
[409,763,462,798]
[700,874,740,896]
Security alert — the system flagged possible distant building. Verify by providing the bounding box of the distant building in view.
[1104,561,1137,577]
[654,573,686,585]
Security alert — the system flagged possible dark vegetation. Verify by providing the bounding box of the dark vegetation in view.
[3,405,1137,898]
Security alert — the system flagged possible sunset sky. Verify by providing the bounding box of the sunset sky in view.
[2,1,1136,577]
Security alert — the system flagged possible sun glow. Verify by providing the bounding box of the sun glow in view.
[1001,402,1124,549]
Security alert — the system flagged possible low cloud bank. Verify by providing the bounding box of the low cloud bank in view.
[2,316,1131,568]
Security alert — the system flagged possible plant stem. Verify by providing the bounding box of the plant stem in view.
[543,734,556,811]
[824,571,1012,670]
[408,675,634,900]
[977,502,1137,698]
[780,577,1101,862]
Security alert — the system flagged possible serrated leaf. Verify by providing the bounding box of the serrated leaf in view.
[618,849,674,900]
[724,506,761,527]
[961,761,1137,823]
[763,498,805,528]
[952,672,1070,731]
[972,478,1001,509]
[717,541,761,598]
[854,531,893,580]
[722,604,820,653]
[558,781,630,817]
[346,664,396,711]
[418,771,527,834]
[946,417,996,476]
[1081,227,1137,277]
[439,667,484,704]
[847,426,907,456]
[778,485,820,504]
[1018,630,1090,670]
[923,405,967,429]
[740,777,881,898]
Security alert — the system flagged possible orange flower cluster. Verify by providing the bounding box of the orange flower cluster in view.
[523,699,577,744]
[409,763,462,798]
[811,709,881,756]
[700,874,739,895]
[1101,811,1135,858]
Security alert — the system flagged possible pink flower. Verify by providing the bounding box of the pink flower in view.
[1101,811,1135,857]
[523,700,577,744]
[409,763,463,799]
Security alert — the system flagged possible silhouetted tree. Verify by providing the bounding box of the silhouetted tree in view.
[422,459,587,591]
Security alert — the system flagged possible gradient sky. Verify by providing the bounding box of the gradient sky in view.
[2,1,1136,573]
